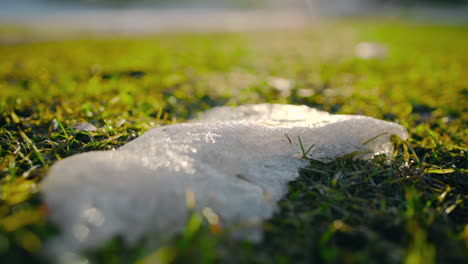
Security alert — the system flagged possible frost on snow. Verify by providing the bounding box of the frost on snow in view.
[41,104,408,255]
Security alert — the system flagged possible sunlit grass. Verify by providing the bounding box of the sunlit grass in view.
[0,20,467,263]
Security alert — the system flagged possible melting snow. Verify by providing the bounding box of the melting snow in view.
[41,104,407,256]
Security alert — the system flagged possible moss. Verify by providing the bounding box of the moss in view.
[0,20,467,263]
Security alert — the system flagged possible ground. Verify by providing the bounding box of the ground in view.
[0,19,467,264]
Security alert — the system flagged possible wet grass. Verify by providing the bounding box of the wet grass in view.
[0,20,467,263]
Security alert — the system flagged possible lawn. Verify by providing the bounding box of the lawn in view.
[0,20,467,264]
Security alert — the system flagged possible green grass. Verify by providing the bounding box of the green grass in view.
[0,20,467,263]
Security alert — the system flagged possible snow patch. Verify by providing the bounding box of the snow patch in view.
[41,104,407,256]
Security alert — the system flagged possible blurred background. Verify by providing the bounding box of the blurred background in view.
[1,0,467,37]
